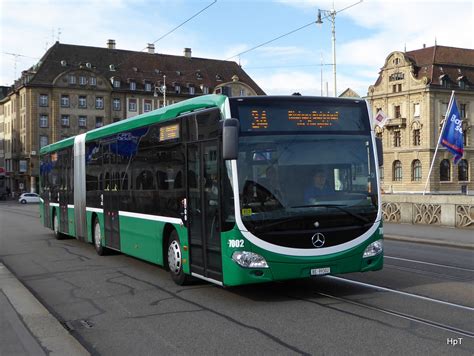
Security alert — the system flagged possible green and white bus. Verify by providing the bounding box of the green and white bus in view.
[39,94,384,286]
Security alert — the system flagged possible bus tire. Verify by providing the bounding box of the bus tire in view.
[167,230,189,285]
[52,211,64,240]
[93,218,107,256]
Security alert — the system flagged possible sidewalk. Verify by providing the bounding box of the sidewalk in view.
[0,263,89,356]
[384,222,473,249]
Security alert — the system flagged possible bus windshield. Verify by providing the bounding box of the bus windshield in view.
[236,133,378,237]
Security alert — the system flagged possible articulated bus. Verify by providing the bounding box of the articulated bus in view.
[39,94,384,286]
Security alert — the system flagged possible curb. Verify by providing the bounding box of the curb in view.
[0,263,90,356]
[384,234,473,250]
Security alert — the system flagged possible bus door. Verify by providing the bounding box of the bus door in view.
[59,150,69,234]
[103,142,121,250]
[187,140,223,282]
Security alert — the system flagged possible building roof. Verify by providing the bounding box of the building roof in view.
[17,42,265,95]
[404,45,474,87]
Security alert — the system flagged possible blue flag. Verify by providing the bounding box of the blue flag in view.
[440,94,464,164]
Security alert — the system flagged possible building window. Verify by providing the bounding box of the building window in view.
[61,95,70,107]
[459,104,466,118]
[394,105,401,118]
[79,96,87,108]
[463,128,468,147]
[113,79,121,88]
[40,135,49,148]
[145,82,152,92]
[144,99,152,112]
[130,81,136,91]
[394,131,401,147]
[39,114,48,128]
[412,160,422,181]
[380,166,384,181]
[202,86,209,94]
[240,89,246,96]
[413,129,421,146]
[61,115,70,127]
[128,98,137,112]
[113,98,121,111]
[95,117,103,128]
[69,75,76,84]
[79,76,87,85]
[414,103,420,118]
[440,159,451,182]
[78,116,87,128]
[458,159,469,181]
[189,86,195,95]
[393,160,402,181]
[90,77,97,86]
[95,97,104,109]
[39,94,48,107]
[175,85,181,94]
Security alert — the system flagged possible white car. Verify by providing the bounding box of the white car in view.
[18,192,41,204]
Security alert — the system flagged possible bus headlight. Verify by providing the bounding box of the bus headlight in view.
[232,251,269,268]
[363,240,383,258]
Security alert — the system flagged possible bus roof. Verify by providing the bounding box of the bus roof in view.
[40,94,228,154]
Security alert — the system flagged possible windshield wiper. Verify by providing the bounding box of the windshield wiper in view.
[290,204,370,225]
[252,216,304,232]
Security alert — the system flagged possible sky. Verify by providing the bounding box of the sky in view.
[1,0,473,97]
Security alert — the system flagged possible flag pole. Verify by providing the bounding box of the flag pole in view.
[423,90,455,195]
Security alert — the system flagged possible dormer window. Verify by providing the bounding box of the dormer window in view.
[439,74,449,88]
[113,78,121,88]
[79,76,87,85]
[144,82,152,92]
[130,80,136,91]
[216,74,222,81]
[196,71,203,80]
[458,76,466,89]
[174,84,181,94]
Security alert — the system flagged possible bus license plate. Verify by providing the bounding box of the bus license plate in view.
[311,267,331,276]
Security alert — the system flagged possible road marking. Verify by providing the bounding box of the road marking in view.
[385,256,474,272]
[327,275,474,312]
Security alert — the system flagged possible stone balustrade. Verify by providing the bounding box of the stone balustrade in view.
[381,194,474,228]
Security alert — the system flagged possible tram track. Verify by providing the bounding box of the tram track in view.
[306,275,474,339]
[385,255,474,273]
[315,290,474,338]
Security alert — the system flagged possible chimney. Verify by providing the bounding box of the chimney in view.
[184,48,192,58]
[147,43,155,54]
[107,39,116,49]
[423,43,426,48]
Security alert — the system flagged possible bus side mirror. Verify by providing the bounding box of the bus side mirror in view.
[222,118,239,160]
[375,137,383,167]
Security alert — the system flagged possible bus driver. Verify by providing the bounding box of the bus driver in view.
[304,168,331,203]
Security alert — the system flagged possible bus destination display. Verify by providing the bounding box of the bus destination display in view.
[159,123,180,141]
[249,109,339,130]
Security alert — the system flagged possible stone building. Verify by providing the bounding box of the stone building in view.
[367,45,473,194]
[0,41,265,193]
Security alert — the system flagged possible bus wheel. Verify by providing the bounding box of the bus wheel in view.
[93,218,106,256]
[53,212,63,240]
[167,230,189,285]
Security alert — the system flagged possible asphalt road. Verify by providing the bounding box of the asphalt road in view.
[1,202,473,355]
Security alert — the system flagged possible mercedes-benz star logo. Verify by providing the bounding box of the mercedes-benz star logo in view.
[311,233,326,248]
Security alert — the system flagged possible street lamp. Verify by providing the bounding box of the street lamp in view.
[316,1,363,97]
[154,75,167,107]
[316,8,337,97]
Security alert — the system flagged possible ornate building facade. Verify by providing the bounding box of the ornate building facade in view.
[0,41,264,193]
[367,45,473,194]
